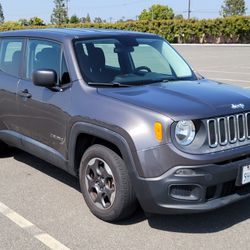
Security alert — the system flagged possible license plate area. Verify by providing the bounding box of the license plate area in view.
[242,165,250,185]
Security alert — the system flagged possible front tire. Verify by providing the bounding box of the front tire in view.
[79,144,137,222]
[0,141,10,155]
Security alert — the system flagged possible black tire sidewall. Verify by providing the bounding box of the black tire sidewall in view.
[0,141,9,155]
[79,145,132,222]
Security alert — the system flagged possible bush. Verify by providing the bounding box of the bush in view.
[0,16,250,43]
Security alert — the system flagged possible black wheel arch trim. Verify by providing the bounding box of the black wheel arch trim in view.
[68,122,144,177]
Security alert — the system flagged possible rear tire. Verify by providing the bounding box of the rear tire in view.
[79,144,137,222]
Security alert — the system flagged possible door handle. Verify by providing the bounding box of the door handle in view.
[17,89,32,98]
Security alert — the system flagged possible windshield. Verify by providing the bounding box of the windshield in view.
[74,36,196,86]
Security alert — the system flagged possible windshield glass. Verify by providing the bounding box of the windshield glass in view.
[74,37,196,85]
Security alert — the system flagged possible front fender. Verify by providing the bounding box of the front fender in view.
[67,122,144,177]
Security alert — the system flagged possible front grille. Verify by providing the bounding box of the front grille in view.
[221,180,250,197]
[207,112,250,148]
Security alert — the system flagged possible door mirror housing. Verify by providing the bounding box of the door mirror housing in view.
[32,69,57,88]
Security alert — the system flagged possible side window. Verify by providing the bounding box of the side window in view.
[26,39,61,81]
[0,38,24,77]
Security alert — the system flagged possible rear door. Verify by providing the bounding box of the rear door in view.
[0,38,24,141]
[16,38,71,159]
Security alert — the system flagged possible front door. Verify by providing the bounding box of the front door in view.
[16,39,71,158]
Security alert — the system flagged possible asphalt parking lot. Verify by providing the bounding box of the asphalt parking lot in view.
[175,44,250,88]
[1,45,250,250]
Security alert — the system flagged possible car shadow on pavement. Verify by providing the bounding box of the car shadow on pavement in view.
[12,149,250,233]
[147,199,250,233]
[119,198,250,233]
[13,149,80,191]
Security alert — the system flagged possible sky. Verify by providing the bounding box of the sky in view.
[1,0,250,23]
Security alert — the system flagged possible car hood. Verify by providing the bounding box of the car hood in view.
[97,79,250,121]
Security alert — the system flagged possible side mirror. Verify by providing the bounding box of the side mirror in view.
[32,69,57,88]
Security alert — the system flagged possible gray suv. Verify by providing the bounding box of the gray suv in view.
[1,28,250,222]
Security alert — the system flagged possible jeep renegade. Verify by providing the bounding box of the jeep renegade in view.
[0,29,250,222]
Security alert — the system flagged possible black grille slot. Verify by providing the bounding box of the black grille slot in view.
[227,116,237,143]
[207,119,217,147]
[237,114,245,141]
[246,113,250,138]
[220,180,250,198]
[221,181,236,197]
[218,117,227,145]
[205,185,217,200]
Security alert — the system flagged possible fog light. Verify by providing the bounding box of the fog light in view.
[169,185,202,201]
[175,169,196,176]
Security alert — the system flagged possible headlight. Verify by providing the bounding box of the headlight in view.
[175,120,196,146]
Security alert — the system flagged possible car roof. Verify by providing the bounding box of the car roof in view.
[0,28,159,42]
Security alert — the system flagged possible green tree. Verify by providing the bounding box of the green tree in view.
[139,4,174,21]
[93,17,103,23]
[125,19,134,22]
[220,0,247,17]
[69,15,80,24]
[80,13,91,23]
[29,17,45,26]
[117,19,124,23]
[51,0,68,25]
[19,17,45,26]
[0,3,4,24]
[18,19,29,26]
[86,13,91,23]
[174,14,184,20]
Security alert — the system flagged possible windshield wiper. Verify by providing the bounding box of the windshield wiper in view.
[88,78,171,87]
[88,82,131,87]
[124,78,169,86]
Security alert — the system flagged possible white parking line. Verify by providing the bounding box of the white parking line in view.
[35,234,70,250]
[0,201,70,250]
[6,211,33,228]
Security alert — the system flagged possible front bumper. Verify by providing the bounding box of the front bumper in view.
[133,157,250,214]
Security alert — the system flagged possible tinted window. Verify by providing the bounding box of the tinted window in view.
[0,39,24,77]
[75,37,195,85]
[26,39,61,81]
